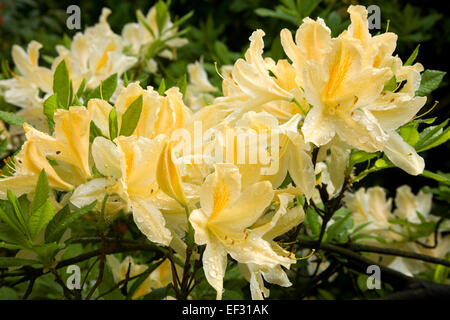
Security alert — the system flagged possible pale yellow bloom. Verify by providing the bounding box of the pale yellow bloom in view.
[0,41,53,130]
[122,5,188,72]
[156,140,187,205]
[55,8,136,91]
[189,164,294,299]
[393,185,433,224]
[344,187,401,243]
[239,193,305,300]
[23,106,92,183]
[185,60,217,111]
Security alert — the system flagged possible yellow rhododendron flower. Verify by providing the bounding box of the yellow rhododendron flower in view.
[189,164,295,299]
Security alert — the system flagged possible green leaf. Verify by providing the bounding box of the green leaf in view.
[349,150,379,168]
[0,205,24,237]
[433,264,449,284]
[415,119,449,152]
[0,257,41,268]
[75,78,86,99]
[421,170,450,183]
[158,78,166,95]
[404,44,420,66]
[31,170,49,213]
[136,10,156,38]
[53,60,71,109]
[176,74,187,97]
[383,76,397,92]
[0,223,28,247]
[32,242,64,266]
[304,207,320,238]
[28,200,56,241]
[7,190,29,238]
[109,108,119,140]
[43,94,58,129]
[0,111,26,126]
[399,125,420,146]
[168,10,193,31]
[45,201,97,243]
[90,120,105,143]
[416,70,446,96]
[155,0,169,36]
[326,211,353,242]
[87,73,118,101]
[119,95,143,137]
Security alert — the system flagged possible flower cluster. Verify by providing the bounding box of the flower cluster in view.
[0,4,447,300]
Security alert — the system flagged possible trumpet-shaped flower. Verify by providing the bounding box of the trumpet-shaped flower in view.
[0,41,53,130]
[239,193,305,299]
[55,8,137,90]
[189,164,295,299]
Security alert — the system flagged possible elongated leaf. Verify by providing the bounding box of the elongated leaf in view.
[119,95,143,136]
[415,119,449,152]
[87,73,118,101]
[404,44,420,66]
[45,201,97,243]
[0,257,41,268]
[7,190,29,238]
[109,108,118,140]
[31,170,49,213]
[28,200,56,241]
[421,170,450,183]
[349,150,379,168]
[43,94,58,125]
[0,206,23,236]
[0,223,28,247]
[53,60,71,109]
[327,211,353,241]
[176,74,187,97]
[158,79,166,95]
[304,207,320,238]
[0,111,25,126]
[416,70,446,96]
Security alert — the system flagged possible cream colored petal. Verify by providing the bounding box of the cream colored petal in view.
[52,107,92,178]
[288,143,315,200]
[130,197,172,246]
[116,134,167,199]
[209,181,273,234]
[384,131,424,175]
[189,208,209,245]
[295,17,331,62]
[92,137,121,179]
[334,110,387,152]
[70,178,111,209]
[203,236,227,300]
[199,163,241,217]
[328,140,350,192]
[88,99,113,137]
[301,105,336,147]
[227,233,293,269]
[370,94,426,132]
[262,264,292,287]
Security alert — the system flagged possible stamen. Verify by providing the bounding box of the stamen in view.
[296,249,316,261]
[214,62,225,81]
[413,101,439,119]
